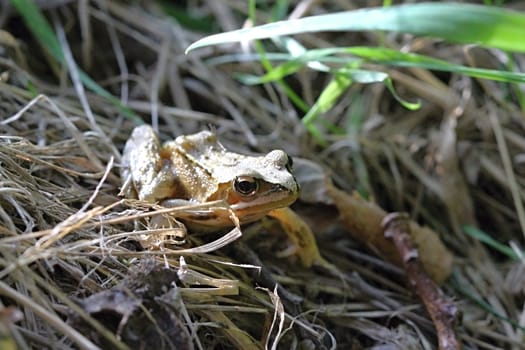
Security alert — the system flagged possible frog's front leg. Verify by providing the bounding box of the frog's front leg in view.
[121,125,176,202]
[267,207,332,269]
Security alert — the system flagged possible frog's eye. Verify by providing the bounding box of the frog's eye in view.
[233,176,259,196]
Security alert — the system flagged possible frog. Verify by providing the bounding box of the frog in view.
[120,125,325,267]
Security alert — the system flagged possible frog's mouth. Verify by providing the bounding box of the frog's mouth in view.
[180,182,299,228]
[230,183,299,220]
[179,188,298,229]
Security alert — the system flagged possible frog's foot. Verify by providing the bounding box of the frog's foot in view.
[139,214,187,249]
[267,207,336,272]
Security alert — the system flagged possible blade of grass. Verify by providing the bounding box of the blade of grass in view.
[451,269,525,333]
[10,0,141,123]
[9,0,62,56]
[302,73,353,145]
[247,0,309,113]
[220,47,525,85]
[302,67,416,144]
[505,54,525,111]
[157,0,215,32]
[346,47,525,83]
[186,3,525,54]
[384,78,420,110]
[346,92,372,199]
[271,0,289,21]
[463,225,521,260]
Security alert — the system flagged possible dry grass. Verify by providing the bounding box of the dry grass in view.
[1,1,524,349]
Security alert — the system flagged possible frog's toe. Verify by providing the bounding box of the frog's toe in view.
[138,214,188,249]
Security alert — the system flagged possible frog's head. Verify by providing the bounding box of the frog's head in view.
[213,149,300,223]
[176,131,300,225]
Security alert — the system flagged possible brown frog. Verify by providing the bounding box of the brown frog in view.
[121,125,324,267]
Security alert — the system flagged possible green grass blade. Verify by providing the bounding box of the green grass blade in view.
[224,47,525,84]
[157,1,215,32]
[246,0,308,113]
[302,73,353,144]
[345,47,525,83]
[10,0,63,62]
[451,269,525,332]
[384,78,420,110]
[10,0,141,123]
[186,3,525,53]
[463,225,521,260]
[336,68,387,84]
[234,48,354,84]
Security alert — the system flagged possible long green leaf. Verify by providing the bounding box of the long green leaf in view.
[221,47,525,84]
[346,47,525,83]
[186,3,525,53]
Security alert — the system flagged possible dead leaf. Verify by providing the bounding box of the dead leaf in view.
[326,182,454,284]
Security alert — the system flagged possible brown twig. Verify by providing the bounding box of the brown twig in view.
[382,213,461,350]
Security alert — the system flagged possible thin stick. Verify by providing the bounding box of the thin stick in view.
[382,213,461,350]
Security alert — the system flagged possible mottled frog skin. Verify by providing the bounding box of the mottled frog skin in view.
[121,125,325,267]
